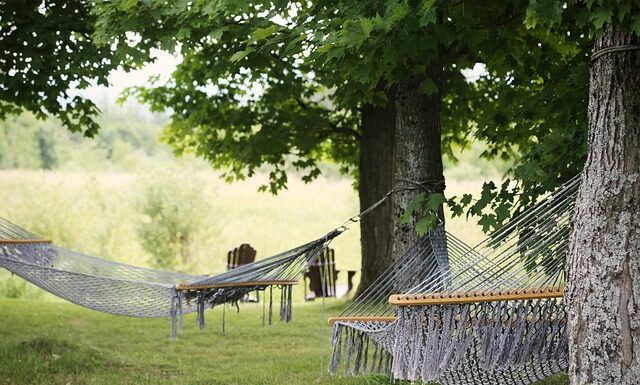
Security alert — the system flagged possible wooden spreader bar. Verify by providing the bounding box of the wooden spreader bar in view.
[389,286,564,306]
[328,316,397,326]
[175,280,298,291]
[0,239,52,245]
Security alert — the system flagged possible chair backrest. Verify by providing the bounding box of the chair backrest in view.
[227,243,257,270]
[307,247,337,297]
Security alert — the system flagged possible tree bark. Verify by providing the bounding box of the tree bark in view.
[356,94,396,295]
[567,27,640,384]
[392,64,446,283]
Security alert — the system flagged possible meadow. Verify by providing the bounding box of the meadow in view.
[0,299,567,385]
[0,169,568,385]
[0,111,567,384]
[0,167,491,300]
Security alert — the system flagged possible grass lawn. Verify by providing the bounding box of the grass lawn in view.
[0,299,568,385]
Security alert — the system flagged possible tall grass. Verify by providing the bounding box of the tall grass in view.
[0,101,565,385]
[0,110,509,298]
[0,299,568,385]
[0,163,495,300]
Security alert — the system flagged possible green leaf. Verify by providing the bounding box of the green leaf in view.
[230,47,255,63]
[418,77,437,95]
[524,0,562,29]
[341,19,372,47]
[176,27,191,40]
[478,215,497,233]
[371,13,385,29]
[385,1,409,26]
[425,193,446,212]
[360,19,374,37]
[448,199,464,217]
[460,194,473,206]
[209,27,227,41]
[284,32,307,54]
[633,15,640,36]
[251,25,279,42]
[416,214,437,236]
[120,0,138,11]
[617,0,632,23]
[591,7,613,30]
[495,203,511,225]
[475,181,497,210]
[401,193,426,223]
[419,0,437,27]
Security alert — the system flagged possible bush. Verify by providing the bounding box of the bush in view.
[137,170,214,271]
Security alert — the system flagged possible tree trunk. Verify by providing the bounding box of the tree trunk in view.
[392,64,446,285]
[567,27,640,384]
[356,94,396,295]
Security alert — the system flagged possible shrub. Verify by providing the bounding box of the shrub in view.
[137,171,211,271]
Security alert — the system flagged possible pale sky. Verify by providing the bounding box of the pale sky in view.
[81,49,181,107]
[83,50,485,108]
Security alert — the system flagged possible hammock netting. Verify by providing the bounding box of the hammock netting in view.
[0,173,580,384]
[329,175,580,385]
[0,218,341,337]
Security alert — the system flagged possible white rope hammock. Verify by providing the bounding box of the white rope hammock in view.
[0,218,343,337]
[328,175,580,385]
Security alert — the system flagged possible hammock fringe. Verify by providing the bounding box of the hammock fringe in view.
[327,175,581,385]
[329,323,393,377]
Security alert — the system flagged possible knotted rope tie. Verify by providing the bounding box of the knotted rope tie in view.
[395,176,446,193]
[222,303,226,336]
[269,286,273,325]
[591,44,640,62]
[169,287,181,339]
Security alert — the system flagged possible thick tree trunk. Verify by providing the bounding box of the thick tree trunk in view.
[392,65,446,283]
[567,27,640,384]
[356,95,395,295]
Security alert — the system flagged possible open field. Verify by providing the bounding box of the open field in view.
[0,148,569,385]
[0,168,570,385]
[0,299,568,385]
[0,168,492,300]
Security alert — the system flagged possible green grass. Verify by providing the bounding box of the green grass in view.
[0,169,492,301]
[0,299,568,385]
[0,144,565,385]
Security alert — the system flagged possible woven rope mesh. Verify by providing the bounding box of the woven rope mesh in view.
[0,218,341,321]
[329,176,580,384]
[0,236,203,318]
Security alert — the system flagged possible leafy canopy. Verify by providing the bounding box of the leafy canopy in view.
[93,1,550,197]
[0,0,143,136]
[450,0,640,231]
[7,0,630,233]
[93,0,360,193]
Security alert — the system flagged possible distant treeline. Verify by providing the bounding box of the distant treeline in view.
[0,109,172,171]
[0,108,510,179]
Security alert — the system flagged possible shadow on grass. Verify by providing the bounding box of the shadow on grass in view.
[0,300,569,385]
[1,337,105,382]
[1,336,186,385]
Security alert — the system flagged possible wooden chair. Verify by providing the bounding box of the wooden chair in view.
[226,243,258,302]
[304,247,337,300]
[304,247,357,300]
[227,243,256,270]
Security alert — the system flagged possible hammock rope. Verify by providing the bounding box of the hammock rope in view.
[329,175,580,385]
[0,217,343,337]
